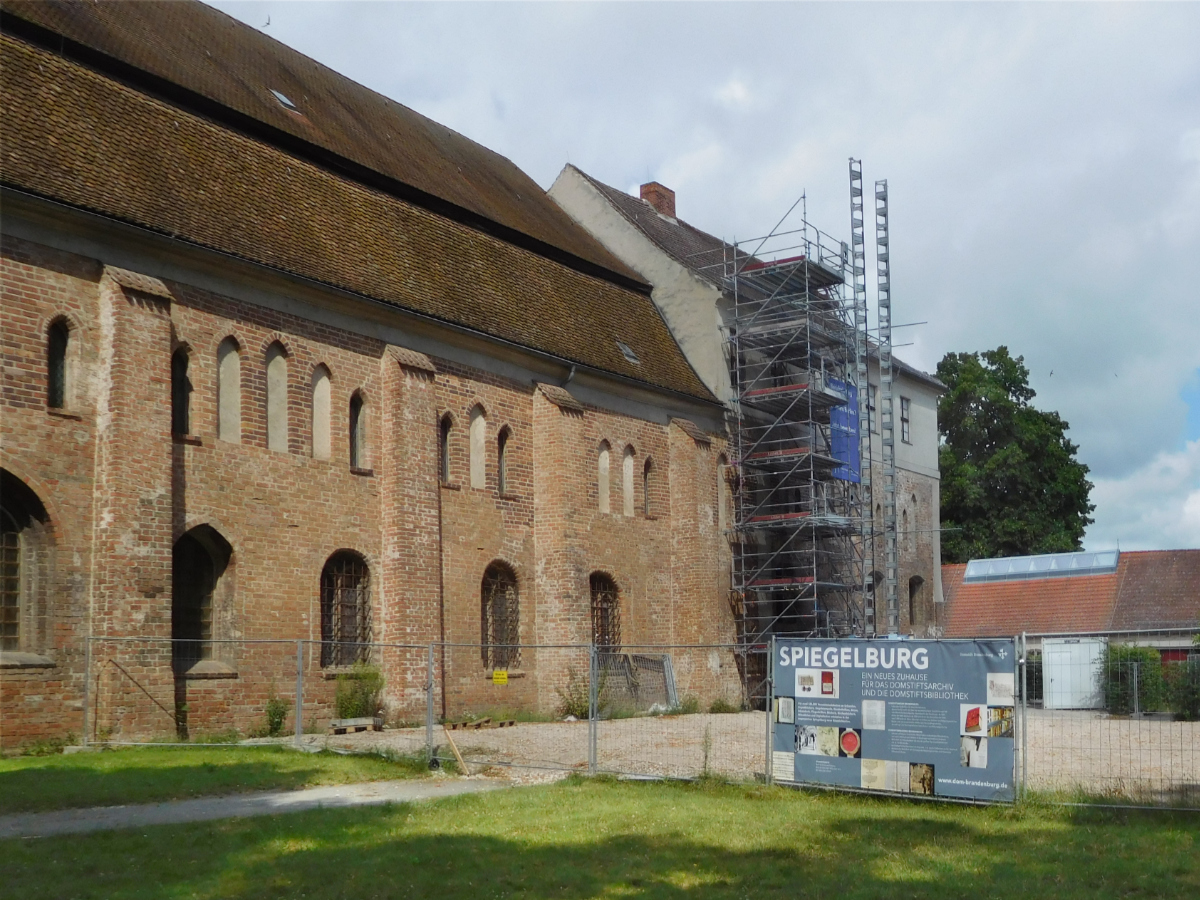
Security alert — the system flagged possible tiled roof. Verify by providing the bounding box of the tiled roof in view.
[1,25,714,402]
[104,265,172,300]
[536,383,584,413]
[943,549,1200,636]
[3,0,643,285]
[1110,550,1200,631]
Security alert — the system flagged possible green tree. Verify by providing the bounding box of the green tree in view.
[936,346,1094,563]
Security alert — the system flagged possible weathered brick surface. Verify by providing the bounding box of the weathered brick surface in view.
[1,234,736,748]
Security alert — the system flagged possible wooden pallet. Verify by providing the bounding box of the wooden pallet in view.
[444,717,517,731]
[328,716,382,735]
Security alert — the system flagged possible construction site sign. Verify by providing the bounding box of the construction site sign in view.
[492,669,508,685]
[771,638,1016,802]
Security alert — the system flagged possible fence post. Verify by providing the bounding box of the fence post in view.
[766,636,775,786]
[294,640,304,749]
[1131,661,1140,717]
[81,636,92,748]
[588,643,598,776]
[426,643,435,764]
[1020,632,1028,798]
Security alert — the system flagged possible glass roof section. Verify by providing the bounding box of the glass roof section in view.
[963,551,1120,583]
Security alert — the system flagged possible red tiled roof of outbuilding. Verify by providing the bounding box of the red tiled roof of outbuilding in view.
[944,573,1119,638]
[1110,550,1200,631]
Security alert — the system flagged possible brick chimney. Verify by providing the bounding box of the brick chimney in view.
[640,181,676,218]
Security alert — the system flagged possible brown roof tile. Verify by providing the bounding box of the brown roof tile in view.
[3,0,644,285]
[1110,550,1200,631]
[940,563,966,615]
[944,573,1119,637]
[1,33,714,402]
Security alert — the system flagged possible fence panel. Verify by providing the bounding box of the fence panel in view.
[1022,630,1199,807]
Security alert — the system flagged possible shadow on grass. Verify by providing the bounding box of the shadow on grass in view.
[6,781,1199,900]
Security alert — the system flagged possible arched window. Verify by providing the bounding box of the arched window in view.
[217,337,241,443]
[46,319,70,409]
[172,526,232,667]
[439,414,453,484]
[622,446,635,517]
[597,442,611,513]
[1,470,52,655]
[311,365,331,459]
[349,392,366,469]
[469,405,486,489]
[266,342,288,452]
[642,458,653,517]
[171,348,192,436]
[497,426,510,495]
[481,562,519,669]
[909,575,925,627]
[590,573,620,652]
[320,551,371,667]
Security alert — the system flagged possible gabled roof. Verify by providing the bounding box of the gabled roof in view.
[568,165,945,393]
[1,3,715,402]
[944,549,1200,637]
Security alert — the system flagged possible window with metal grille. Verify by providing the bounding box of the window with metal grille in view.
[480,562,519,669]
[1,510,20,652]
[171,349,191,436]
[900,396,911,443]
[321,552,371,667]
[47,320,68,409]
[590,573,621,652]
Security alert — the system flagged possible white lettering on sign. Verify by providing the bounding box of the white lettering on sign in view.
[778,643,933,671]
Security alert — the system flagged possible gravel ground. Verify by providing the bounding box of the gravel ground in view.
[302,708,1200,800]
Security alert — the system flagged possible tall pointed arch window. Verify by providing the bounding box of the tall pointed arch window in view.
[642,458,653,517]
[622,446,635,517]
[171,348,192,436]
[46,319,70,410]
[597,442,611,513]
[311,365,331,459]
[469,405,486,489]
[320,551,371,667]
[481,562,519,669]
[590,573,621,652]
[266,342,289,452]
[349,392,366,469]
[439,414,453,484]
[497,426,511,495]
[217,337,241,443]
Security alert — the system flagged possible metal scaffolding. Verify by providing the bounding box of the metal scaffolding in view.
[721,198,868,648]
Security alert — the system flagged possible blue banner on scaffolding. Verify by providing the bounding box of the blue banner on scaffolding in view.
[828,379,860,483]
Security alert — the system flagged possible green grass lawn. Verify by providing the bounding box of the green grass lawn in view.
[0,745,426,815]
[5,776,1198,899]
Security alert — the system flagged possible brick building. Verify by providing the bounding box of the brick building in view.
[0,1,738,749]
[549,167,946,635]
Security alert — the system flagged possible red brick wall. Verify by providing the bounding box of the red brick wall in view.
[0,233,736,749]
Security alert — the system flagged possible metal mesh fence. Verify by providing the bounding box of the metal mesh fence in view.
[1019,631,1200,807]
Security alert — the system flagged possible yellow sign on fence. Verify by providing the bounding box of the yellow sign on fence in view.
[492,669,508,685]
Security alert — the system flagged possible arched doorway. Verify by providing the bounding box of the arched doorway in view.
[172,526,232,669]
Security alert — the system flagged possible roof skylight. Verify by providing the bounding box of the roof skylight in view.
[269,89,298,112]
[963,550,1119,584]
[616,340,640,365]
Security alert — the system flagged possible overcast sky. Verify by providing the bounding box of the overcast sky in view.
[211,1,1200,552]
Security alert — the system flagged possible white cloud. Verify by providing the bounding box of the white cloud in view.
[714,77,753,111]
[1087,440,1200,551]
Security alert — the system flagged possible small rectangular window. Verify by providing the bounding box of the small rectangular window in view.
[900,396,911,443]
[867,384,878,434]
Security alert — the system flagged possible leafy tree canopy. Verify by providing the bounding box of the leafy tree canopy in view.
[936,346,1094,563]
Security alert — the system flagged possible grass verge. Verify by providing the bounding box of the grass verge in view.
[5,776,1198,899]
[0,745,427,815]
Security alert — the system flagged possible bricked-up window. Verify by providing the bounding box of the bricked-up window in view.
[217,337,241,443]
[266,342,288,452]
[717,455,730,533]
[321,551,372,667]
[642,458,653,516]
[1,508,20,652]
[481,562,519,669]
[349,392,366,469]
[469,405,486,489]
[590,573,621,652]
[597,442,611,513]
[46,319,69,409]
[900,396,911,443]
[497,426,510,495]
[439,414,453,483]
[311,365,331,459]
[171,349,192,436]
[172,526,231,667]
[622,446,635,517]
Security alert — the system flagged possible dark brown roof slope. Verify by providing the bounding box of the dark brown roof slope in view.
[1110,550,1200,631]
[1,34,713,400]
[2,0,644,286]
